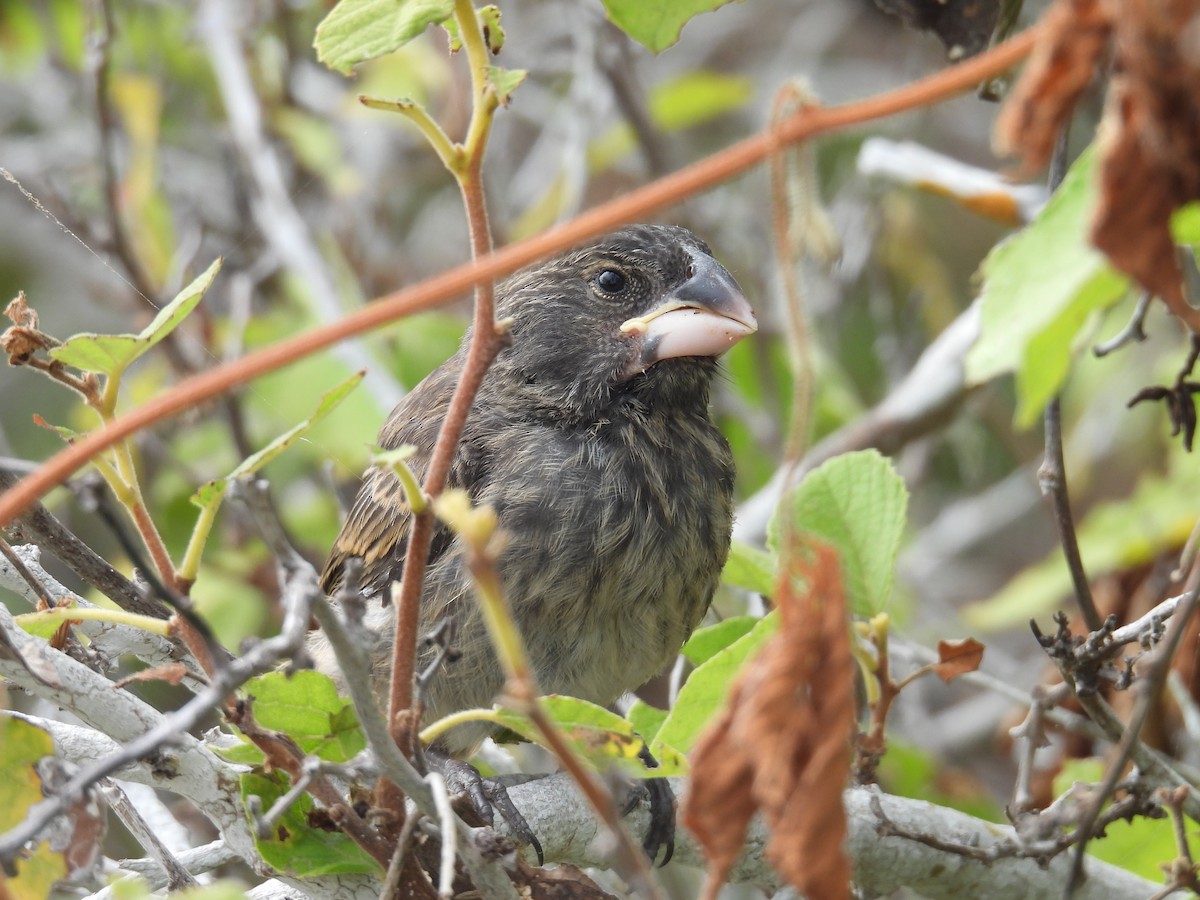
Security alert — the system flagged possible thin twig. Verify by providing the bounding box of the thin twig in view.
[1093,291,1151,357]
[1038,125,1103,633]
[428,771,457,899]
[1065,573,1200,897]
[98,778,198,890]
[0,467,164,618]
[0,23,1043,530]
[87,0,158,304]
[0,535,51,606]
[1009,682,1072,814]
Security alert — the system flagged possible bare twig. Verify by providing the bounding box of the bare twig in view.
[0,523,323,862]
[1093,291,1151,357]
[1009,682,1072,814]
[1065,573,1200,897]
[99,778,198,890]
[1038,126,1103,633]
[87,0,158,304]
[427,771,457,899]
[0,466,164,618]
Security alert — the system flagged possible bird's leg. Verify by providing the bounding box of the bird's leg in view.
[623,744,675,866]
[424,746,545,865]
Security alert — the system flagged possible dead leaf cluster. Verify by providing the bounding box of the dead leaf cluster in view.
[996,0,1200,329]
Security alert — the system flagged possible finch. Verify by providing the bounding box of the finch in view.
[311,223,755,858]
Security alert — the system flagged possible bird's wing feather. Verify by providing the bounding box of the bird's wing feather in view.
[320,360,466,597]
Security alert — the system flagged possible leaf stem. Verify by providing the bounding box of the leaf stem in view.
[15,605,174,636]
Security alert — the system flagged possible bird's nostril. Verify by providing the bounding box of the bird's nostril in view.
[685,263,695,279]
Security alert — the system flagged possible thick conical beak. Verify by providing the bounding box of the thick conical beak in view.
[619,251,757,374]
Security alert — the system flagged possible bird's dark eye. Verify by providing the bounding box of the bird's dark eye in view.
[594,269,627,295]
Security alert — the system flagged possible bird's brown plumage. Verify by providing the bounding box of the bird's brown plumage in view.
[312,224,755,757]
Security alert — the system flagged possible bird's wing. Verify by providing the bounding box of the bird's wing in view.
[320,361,465,598]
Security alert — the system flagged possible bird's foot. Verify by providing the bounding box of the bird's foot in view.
[428,750,545,865]
[620,776,676,866]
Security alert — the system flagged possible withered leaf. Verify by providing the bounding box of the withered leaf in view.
[996,0,1200,330]
[933,637,985,682]
[114,663,189,688]
[683,540,854,900]
[994,0,1111,172]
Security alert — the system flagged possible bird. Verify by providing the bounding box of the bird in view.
[310,223,756,861]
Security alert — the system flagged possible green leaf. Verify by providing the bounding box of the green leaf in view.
[241,671,366,763]
[600,0,740,52]
[0,718,67,896]
[625,699,668,745]
[242,771,379,876]
[966,147,1130,427]
[190,371,363,510]
[486,66,526,106]
[315,0,454,75]
[681,615,758,666]
[50,259,221,376]
[769,449,908,615]
[721,540,775,595]
[654,612,778,755]
[491,696,688,778]
[0,717,55,832]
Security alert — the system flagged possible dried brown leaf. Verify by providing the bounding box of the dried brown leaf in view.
[1091,0,1200,329]
[997,0,1200,329]
[994,0,1112,171]
[114,662,189,688]
[683,541,854,900]
[933,637,985,682]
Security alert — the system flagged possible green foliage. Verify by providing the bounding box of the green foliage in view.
[721,541,776,594]
[877,741,1002,823]
[625,698,669,745]
[967,147,1131,427]
[493,695,688,778]
[653,612,778,755]
[241,771,380,876]
[226,671,367,765]
[681,615,758,665]
[314,0,454,75]
[50,259,221,379]
[601,0,742,52]
[190,371,363,509]
[769,449,909,615]
[0,718,67,897]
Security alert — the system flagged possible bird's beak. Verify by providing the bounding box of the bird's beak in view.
[620,251,757,373]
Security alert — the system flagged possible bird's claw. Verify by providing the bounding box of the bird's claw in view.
[620,778,675,864]
[432,752,545,865]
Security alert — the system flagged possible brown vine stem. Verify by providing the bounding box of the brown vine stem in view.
[0,22,1042,530]
[377,0,506,839]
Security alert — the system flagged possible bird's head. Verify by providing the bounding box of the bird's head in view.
[490,225,757,420]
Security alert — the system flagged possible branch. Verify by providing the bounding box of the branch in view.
[0,542,202,686]
[0,466,164,618]
[0,527,321,862]
[490,778,1161,900]
[0,23,1042,530]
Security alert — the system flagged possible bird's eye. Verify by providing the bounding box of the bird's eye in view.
[594,269,627,295]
